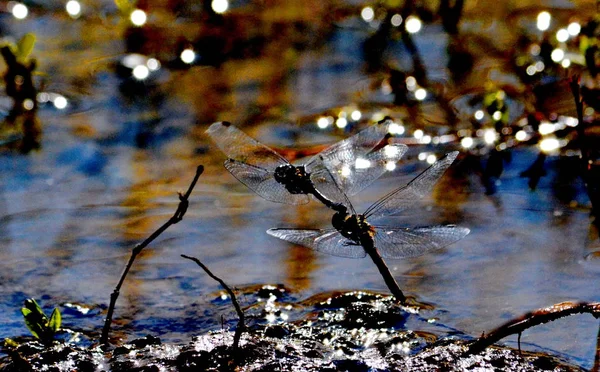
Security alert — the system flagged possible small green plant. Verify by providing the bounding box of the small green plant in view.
[20,299,61,345]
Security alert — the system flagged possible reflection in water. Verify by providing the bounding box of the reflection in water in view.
[285,245,317,292]
[0,1,599,368]
[282,203,320,292]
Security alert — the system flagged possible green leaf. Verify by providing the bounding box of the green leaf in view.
[21,299,47,340]
[48,308,61,333]
[16,33,36,61]
[4,338,19,348]
[22,299,42,313]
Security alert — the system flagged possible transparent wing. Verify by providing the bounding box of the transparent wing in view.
[316,144,409,197]
[224,160,309,205]
[206,122,289,169]
[312,119,395,165]
[267,228,367,258]
[307,162,356,212]
[306,120,398,188]
[364,151,459,220]
[373,225,470,259]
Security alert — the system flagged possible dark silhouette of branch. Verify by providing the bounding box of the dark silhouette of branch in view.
[181,254,246,358]
[100,165,204,346]
[466,301,600,356]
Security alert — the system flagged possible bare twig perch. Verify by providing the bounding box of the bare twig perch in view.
[100,165,204,346]
[181,254,246,355]
[466,301,600,356]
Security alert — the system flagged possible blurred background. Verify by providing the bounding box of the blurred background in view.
[0,0,599,368]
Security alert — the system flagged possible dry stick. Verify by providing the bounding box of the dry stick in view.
[99,165,204,346]
[181,254,246,356]
[466,301,600,356]
[361,234,407,305]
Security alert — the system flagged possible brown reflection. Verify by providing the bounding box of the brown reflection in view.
[281,203,321,291]
[119,151,167,314]
[285,245,317,291]
[173,66,232,124]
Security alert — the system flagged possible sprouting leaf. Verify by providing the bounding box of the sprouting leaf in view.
[21,299,47,340]
[48,308,61,333]
[16,33,36,61]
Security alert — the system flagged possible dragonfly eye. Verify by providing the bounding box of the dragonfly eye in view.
[273,164,295,183]
[331,211,347,230]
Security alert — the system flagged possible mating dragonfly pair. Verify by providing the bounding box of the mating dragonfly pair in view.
[206,120,469,260]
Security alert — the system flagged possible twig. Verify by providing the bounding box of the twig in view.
[100,165,204,346]
[181,254,246,356]
[465,301,600,356]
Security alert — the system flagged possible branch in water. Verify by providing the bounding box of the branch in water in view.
[466,301,600,356]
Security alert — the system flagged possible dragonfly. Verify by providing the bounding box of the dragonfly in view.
[206,120,408,211]
[267,151,469,260]
[267,151,469,303]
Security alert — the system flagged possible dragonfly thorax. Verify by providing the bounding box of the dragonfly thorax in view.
[332,212,374,243]
[274,164,311,194]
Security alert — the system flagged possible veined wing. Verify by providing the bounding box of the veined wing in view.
[206,122,289,169]
[364,151,459,221]
[225,160,309,205]
[323,144,408,195]
[309,144,407,209]
[267,228,367,258]
[306,160,355,212]
[306,119,396,178]
[373,225,470,259]
[315,118,395,163]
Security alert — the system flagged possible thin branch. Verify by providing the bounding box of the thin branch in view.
[465,301,600,356]
[100,165,204,346]
[181,254,246,356]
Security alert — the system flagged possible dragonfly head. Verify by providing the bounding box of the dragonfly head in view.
[331,210,348,231]
[332,212,368,242]
[274,164,310,194]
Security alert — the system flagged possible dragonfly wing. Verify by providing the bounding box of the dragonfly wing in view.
[373,225,470,259]
[364,151,459,220]
[206,122,289,169]
[225,160,309,205]
[315,119,395,163]
[348,144,408,196]
[307,121,404,195]
[267,228,367,258]
[307,163,355,210]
